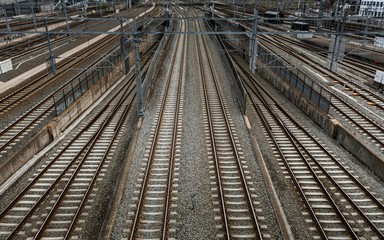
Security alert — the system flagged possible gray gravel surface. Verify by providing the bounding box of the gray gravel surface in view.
[175,23,216,240]
[201,32,281,239]
[110,21,179,240]
[111,11,282,239]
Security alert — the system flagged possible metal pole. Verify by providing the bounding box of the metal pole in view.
[84,0,88,17]
[317,0,324,32]
[330,2,343,72]
[30,0,37,32]
[62,1,71,39]
[120,17,128,74]
[250,8,258,73]
[44,17,56,74]
[3,8,11,34]
[334,14,346,66]
[132,18,144,117]
[334,0,340,17]
[364,14,369,39]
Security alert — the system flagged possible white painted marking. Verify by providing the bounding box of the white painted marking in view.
[0,4,155,95]
[302,65,330,85]
[330,86,384,122]
[15,42,69,69]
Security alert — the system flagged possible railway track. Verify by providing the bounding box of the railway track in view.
[193,10,266,239]
[123,12,186,239]
[234,57,384,239]
[0,8,151,64]
[0,41,121,161]
[219,15,384,113]
[0,64,137,239]
[271,34,380,75]
[0,19,105,63]
[259,39,384,154]
[330,96,384,152]
[0,10,156,162]
[261,34,384,112]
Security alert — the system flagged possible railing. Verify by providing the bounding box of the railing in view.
[258,45,331,113]
[207,16,248,114]
[52,48,124,114]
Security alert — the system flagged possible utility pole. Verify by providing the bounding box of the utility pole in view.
[317,0,324,32]
[132,18,144,117]
[249,8,258,73]
[62,0,71,39]
[29,0,37,32]
[44,17,56,74]
[120,18,128,74]
[2,8,11,34]
[363,8,370,39]
[329,2,346,72]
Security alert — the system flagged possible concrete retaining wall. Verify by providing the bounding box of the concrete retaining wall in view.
[50,64,124,138]
[258,60,384,180]
[332,121,384,179]
[0,127,52,185]
[0,64,123,185]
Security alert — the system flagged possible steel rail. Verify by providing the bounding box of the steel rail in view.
[194,11,262,239]
[0,28,118,113]
[0,10,150,109]
[243,75,329,239]
[236,57,384,238]
[0,14,154,160]
[33,71,137,239]
[260,35,384,113]
[195,27,230,240]
[260,42,384,150]
[0,69,136,239]
[0,17,110,62]
[0,41,121,160]
[128,24,184,240]
[240,62,358,239]
[162,8,187,239]
[237,53,384,209]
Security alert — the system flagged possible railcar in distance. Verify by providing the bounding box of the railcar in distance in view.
[264,11,284,24]
[291,21,310,31]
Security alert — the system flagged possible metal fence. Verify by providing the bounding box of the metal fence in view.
[258,45,331,113]
[208,17,248,114]
[52,49,122,114]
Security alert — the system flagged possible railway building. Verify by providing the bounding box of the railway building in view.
[359,0,384,17]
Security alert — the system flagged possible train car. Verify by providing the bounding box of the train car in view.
[264,11,284,24]
[291,21,310,31]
